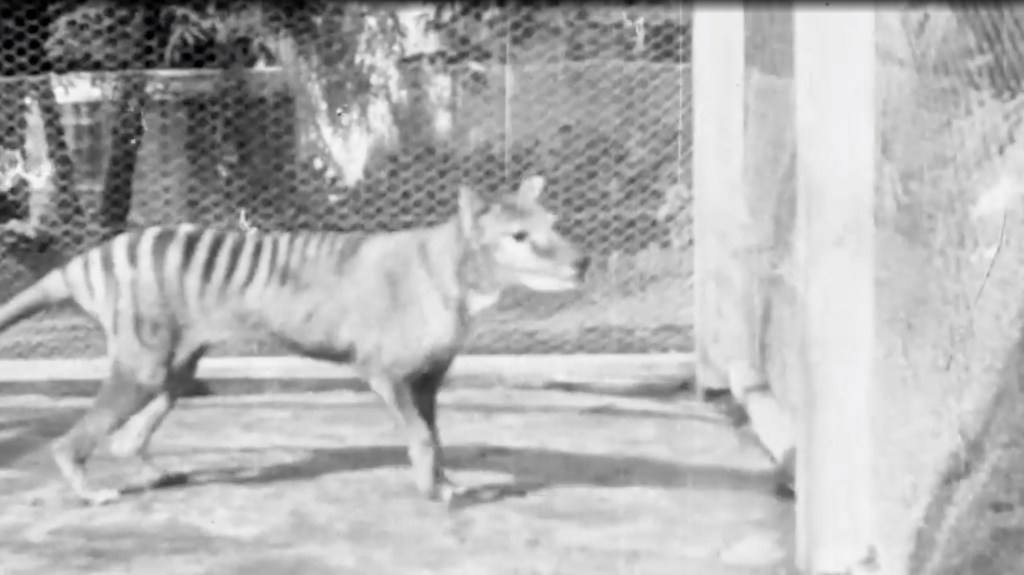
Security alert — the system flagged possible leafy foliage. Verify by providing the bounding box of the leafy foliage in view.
[258,2,406,122]
[45,1,275,71]
[45,2,151,71]
[161,2,275,68]
[427,5,689,64]
[45,1,409,126]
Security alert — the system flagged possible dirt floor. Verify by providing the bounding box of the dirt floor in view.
[0,387,793,575]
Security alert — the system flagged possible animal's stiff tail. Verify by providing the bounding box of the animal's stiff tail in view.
[0,269,72,334]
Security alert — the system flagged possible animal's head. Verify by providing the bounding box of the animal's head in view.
[458,175,591,293]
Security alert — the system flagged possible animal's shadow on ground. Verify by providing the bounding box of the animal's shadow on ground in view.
[0,409,84,467]
[175,443,779,509]
[0,406,778,510]
[0,401,729,470]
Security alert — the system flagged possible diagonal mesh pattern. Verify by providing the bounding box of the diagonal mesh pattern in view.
[0,4,692,360]
[744,7,1024,571]
[871,8,1024,572]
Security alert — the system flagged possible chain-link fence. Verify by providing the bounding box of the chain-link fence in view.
[739,7,1024,573]
[0,4,692,360]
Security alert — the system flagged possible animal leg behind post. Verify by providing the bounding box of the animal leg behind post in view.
[50,362,159,505]
[729,362,795,498]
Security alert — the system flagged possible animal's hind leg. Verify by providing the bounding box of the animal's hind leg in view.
[51,361,162,506]
[108,392,176,487]
[108,345,205,489]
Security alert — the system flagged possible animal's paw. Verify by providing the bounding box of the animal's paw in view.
[772,447,796,500]
[437,479,470,507]
[124,469,189,494]
[149,471,190,489]
[106,433,138,460]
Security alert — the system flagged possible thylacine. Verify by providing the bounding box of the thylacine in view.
[0,175,590,506]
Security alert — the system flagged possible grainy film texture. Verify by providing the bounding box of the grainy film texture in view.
[872,7,1024,574]
[744,8,1024,573]
[0,4,692,360]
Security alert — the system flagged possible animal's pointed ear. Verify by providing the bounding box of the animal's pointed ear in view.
[458,184,486,233]
[516,175,545,206]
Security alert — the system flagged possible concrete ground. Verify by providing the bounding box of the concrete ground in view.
[0,386,794,575]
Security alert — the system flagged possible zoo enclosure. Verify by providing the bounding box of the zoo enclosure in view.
[704,6,1024,575]
[0,3,1019,572]
[0,4,694,370]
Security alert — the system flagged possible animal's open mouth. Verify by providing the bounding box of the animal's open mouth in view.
[516,268,583,292]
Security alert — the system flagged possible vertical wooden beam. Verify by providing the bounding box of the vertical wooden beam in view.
[504,11,514,183]
[793,6,878,574]
[693,5,746,398]
[738,9,799,493]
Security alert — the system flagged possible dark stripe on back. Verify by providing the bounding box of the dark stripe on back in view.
[124,231,141,268]
[311,233,329,260]
[219,232,246,290]
[97,240,117,300]
[276,234,303,286]
[74,250,95,304]
[330,232,369,274]
[239,235,264,289]
[268,234,284,284]
[177,229,202,277]
[121,231,146,345]
[200,231,228,287]
[149,229,177,265]
[95,239,118,329]
[149,229,179,303]
[293,232,310,261]
[121,232,143,329]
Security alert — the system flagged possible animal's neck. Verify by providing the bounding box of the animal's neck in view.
[427,218,502,317]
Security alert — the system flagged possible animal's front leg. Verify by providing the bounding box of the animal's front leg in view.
[367,364,455,502]
[409,375,466,504]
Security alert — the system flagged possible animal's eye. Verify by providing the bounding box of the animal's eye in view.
[512,231,529,243]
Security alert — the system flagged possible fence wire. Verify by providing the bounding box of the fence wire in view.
[742,8,1024,573]
[0,4,692,360]
[878,9,1024,574]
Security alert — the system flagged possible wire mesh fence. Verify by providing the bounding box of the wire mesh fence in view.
[877,8,1024,573]
[0,4,693,360]
[740,7,1024,572]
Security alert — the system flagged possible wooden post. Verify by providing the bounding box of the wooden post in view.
[692,6,746,398]
[793,7,878,574]
[504,14,514,183]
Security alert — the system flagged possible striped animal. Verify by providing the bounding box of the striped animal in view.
[0,176,591,506]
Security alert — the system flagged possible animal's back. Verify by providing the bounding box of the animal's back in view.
[123,225,372,344]
[0,225,369,345]
[68,223,463,358]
